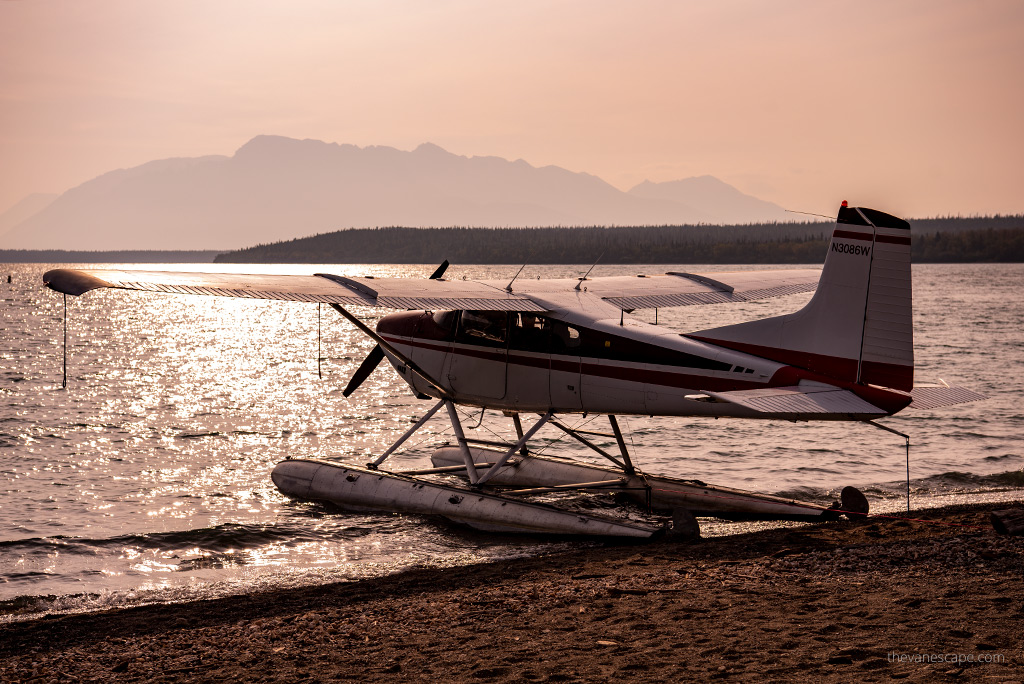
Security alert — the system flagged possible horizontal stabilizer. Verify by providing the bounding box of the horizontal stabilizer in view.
[705,385,887,419]
[908,385,986,410]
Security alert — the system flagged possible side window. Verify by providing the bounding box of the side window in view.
[509,312,549,350]
[549,320,581,352]
[456,310,508,347]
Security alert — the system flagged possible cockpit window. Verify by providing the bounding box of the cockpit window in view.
[431,310,459,333]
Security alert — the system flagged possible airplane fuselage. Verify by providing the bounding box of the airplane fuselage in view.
[376,308,909,419]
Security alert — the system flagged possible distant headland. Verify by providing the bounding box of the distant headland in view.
[212,216,1024,265]
[4,216,1021,264]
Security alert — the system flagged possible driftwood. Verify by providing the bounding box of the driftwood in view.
[990,509,1024,536]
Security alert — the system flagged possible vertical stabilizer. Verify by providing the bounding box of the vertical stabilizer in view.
[691,203,913,390]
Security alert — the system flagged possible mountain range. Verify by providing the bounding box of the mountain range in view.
[0,136,793,251]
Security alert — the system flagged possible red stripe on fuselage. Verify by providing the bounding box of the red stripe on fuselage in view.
[689,337,914,409]
[381,334,765,393]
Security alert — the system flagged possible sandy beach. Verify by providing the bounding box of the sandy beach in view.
[2,501,1022,683]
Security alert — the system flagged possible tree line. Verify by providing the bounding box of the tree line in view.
[214,216,1024,264]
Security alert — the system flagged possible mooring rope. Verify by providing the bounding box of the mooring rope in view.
[62,293,67,389]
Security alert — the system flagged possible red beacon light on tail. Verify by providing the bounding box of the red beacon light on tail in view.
[841,200,848,208]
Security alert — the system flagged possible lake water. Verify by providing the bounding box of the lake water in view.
[1,262,1021,621]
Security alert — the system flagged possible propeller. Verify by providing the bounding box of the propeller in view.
[341,260,450,397]
[343,344,386,397]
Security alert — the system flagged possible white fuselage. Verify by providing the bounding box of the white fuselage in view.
[377,306,790,417]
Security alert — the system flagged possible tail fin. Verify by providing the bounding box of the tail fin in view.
[692,203,914,390]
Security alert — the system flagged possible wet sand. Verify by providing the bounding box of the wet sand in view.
[2,502,1022,683]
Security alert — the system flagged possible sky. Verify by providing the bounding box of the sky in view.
[1,0,1022,219]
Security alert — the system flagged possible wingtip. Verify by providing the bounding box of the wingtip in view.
[42,269,113,296]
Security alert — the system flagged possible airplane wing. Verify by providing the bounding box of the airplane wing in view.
[44,266,819,313]
[42,268,546,312]
[573,269,820,310]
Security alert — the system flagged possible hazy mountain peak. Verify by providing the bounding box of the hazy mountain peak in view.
[413,142,454,157]
[1,136,796,249]
[233,134,341,160]
[628,176,791,224]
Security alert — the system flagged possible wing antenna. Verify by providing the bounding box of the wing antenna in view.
[505,262,528,293]
[785,208,834,220]
[575,252,604,291]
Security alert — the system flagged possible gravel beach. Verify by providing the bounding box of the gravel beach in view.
[2,502,1022,683]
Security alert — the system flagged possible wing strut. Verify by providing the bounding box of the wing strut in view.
[327,303,451,400]
[331,261,450,397]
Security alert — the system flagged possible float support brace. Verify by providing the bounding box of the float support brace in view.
[446,400,480,484]
[608,415,637,476]
[475,411,553,486]
[548,419,628,471]
[369,399,445,468]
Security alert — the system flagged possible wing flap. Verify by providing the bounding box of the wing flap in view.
[706,385,887,419]
[579,269,820,310]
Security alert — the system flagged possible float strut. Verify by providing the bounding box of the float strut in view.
[608,415,637,476]
[475,412,553,486]
[548,419,627,471]
[369,399,445,468]
[511,413,529,456]
[446,400,480,484]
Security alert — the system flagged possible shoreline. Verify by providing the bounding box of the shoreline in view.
[2,501,1022,682]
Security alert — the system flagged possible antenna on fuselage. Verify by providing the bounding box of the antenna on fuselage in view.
[575,252,604,291]
[784,208,833,220]
[505,262,528,293]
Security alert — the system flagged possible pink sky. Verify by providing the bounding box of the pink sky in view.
[1,0,1022,219]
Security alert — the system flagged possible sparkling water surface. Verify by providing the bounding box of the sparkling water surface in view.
[1,262,1021,619]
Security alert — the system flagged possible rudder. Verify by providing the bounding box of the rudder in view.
[691,203,914,391]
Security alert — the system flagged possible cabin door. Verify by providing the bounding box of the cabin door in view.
[548,319,583,411]
[448,310,508,400]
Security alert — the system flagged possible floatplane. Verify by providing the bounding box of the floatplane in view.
[44,203,983,538]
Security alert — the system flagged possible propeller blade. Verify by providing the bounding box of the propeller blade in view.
[428,260,450,279]
[343,344,386,397]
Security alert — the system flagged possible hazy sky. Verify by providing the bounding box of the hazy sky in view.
[2,0,1022,219]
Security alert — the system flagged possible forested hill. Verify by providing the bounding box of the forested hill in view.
[214,215,1024,264]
